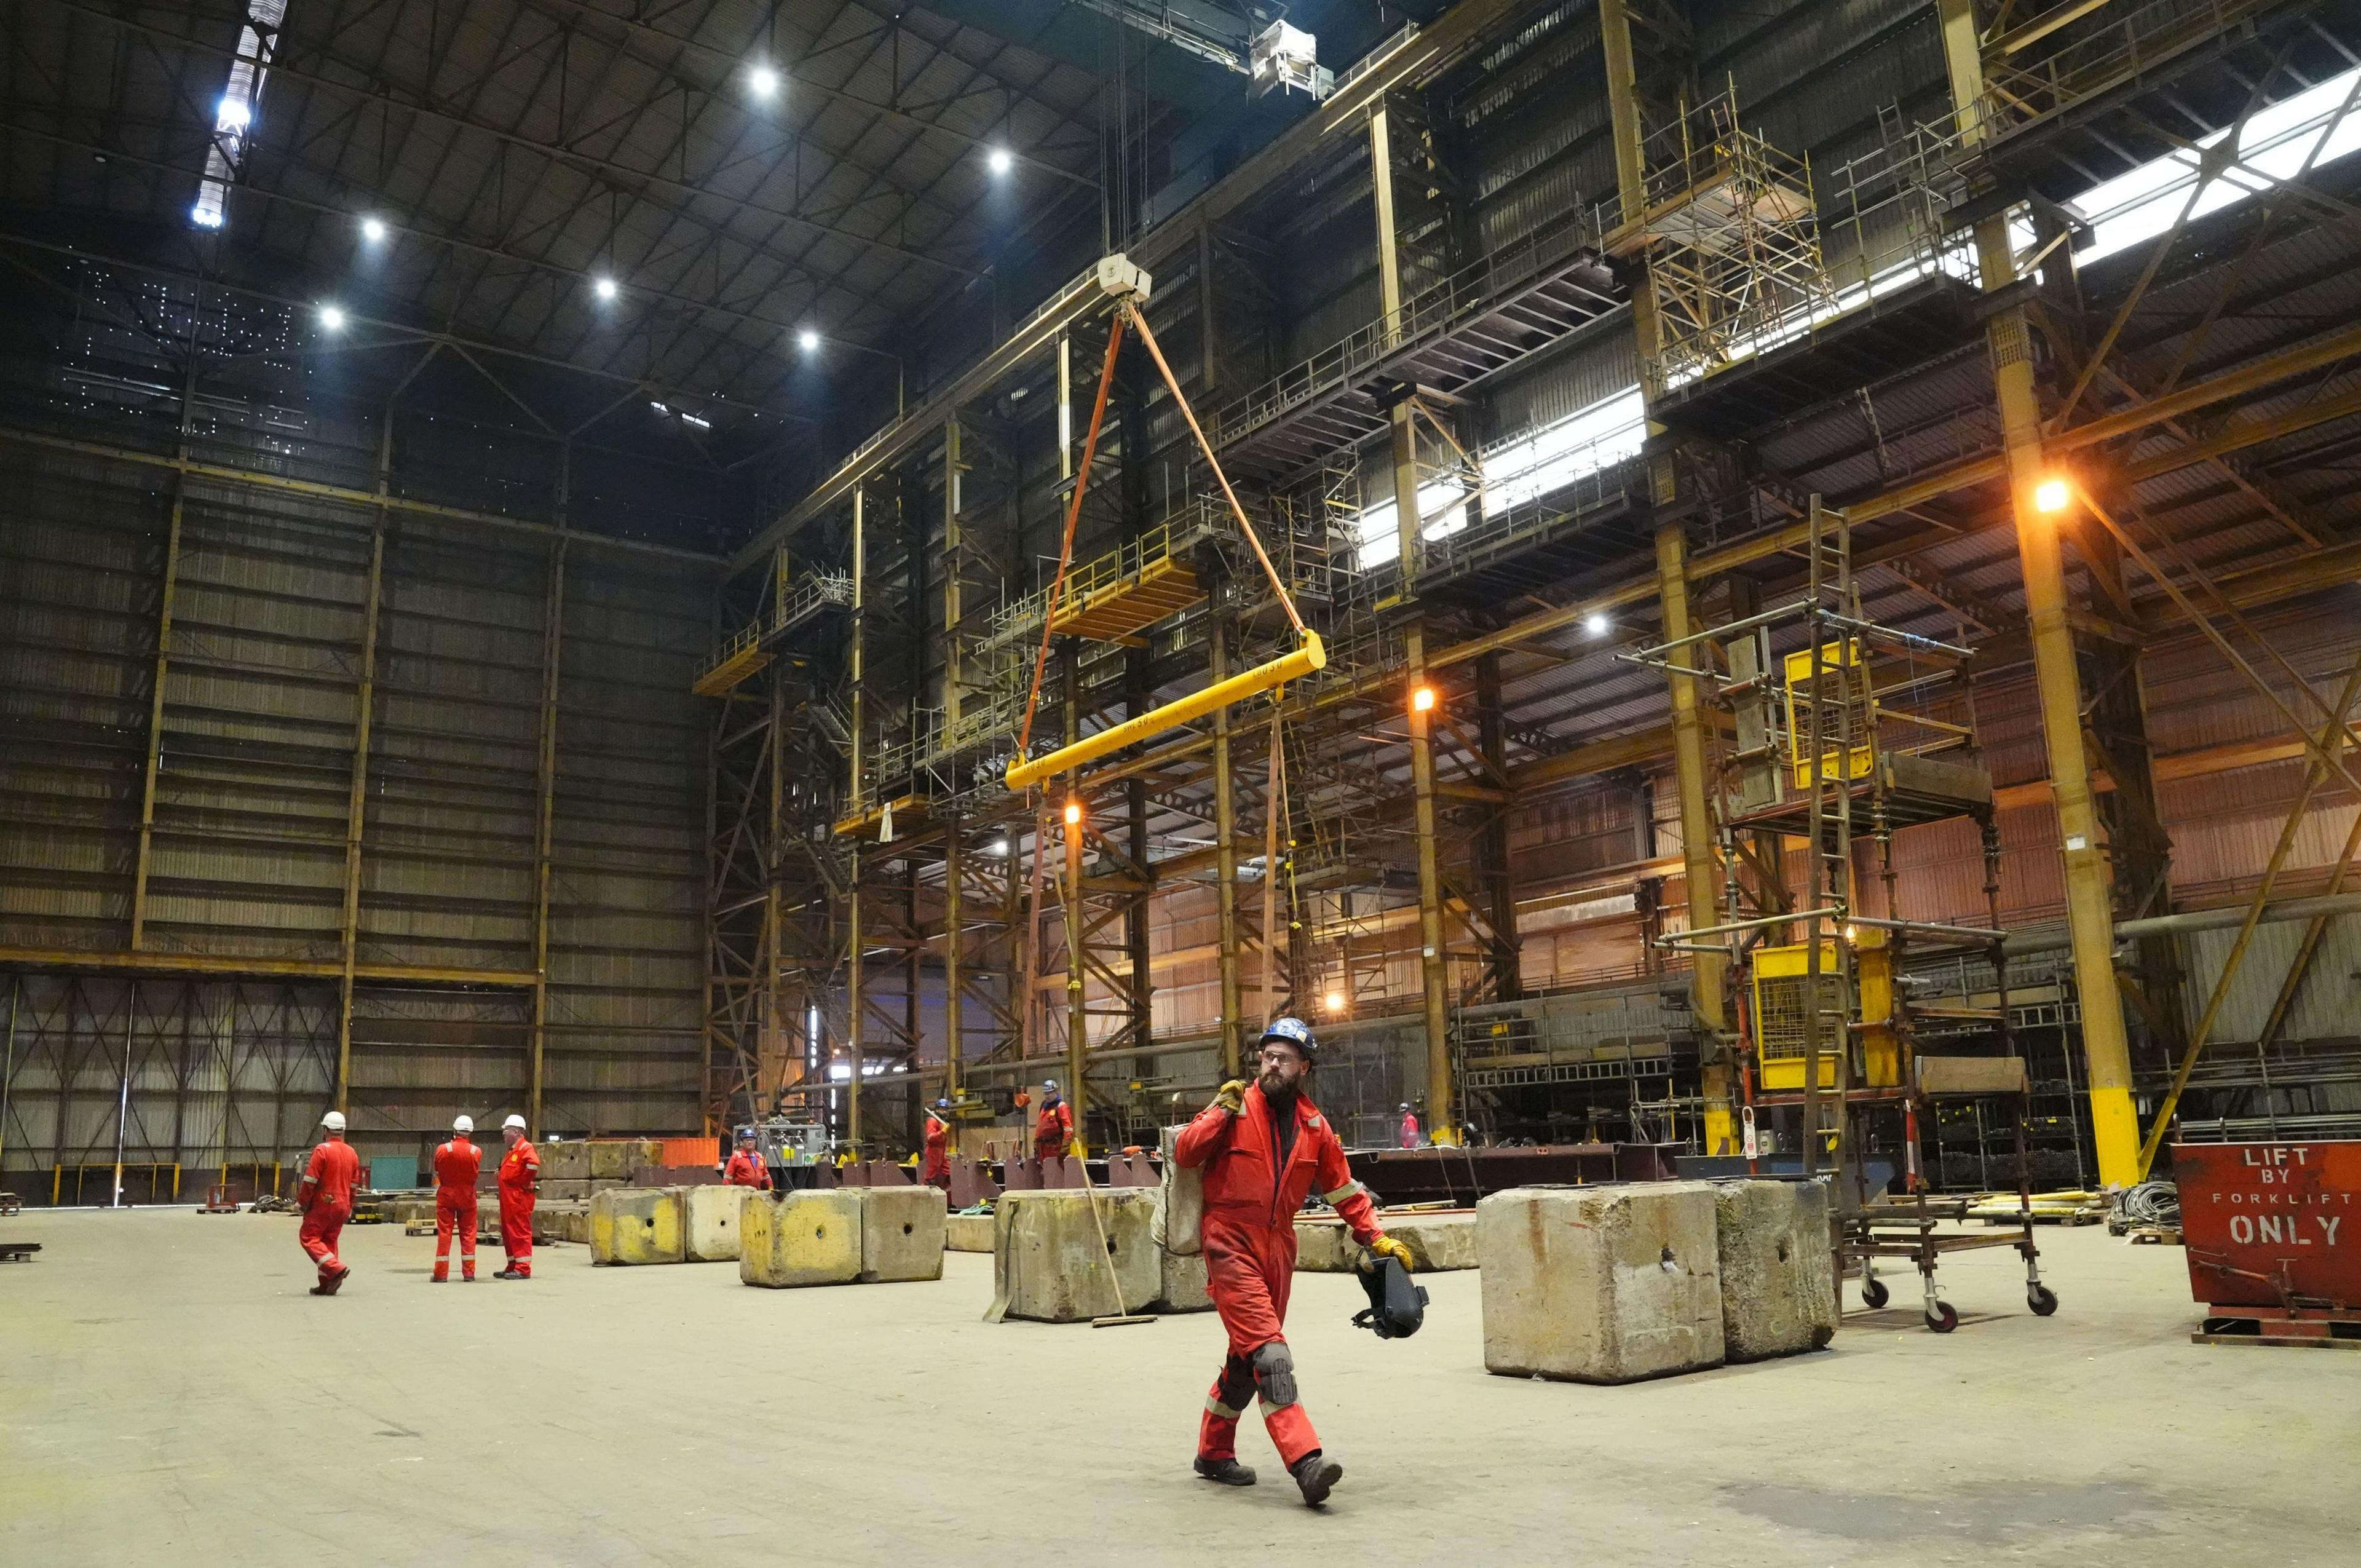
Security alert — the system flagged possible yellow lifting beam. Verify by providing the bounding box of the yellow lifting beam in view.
[1008,274,1315,795]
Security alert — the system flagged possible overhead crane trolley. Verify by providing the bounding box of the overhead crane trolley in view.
[1627,497,2055,1333]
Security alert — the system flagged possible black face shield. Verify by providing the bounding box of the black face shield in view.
[1351,1253,1429,1340]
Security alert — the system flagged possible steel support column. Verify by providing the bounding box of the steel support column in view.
[943,815,964,1103]
[1213,613,1244,1079]
[529,521,568,1133]
[333,529,386,1114]
[1406,624,1455,1144]
[1061,645,1087,1152]
[1939,0,2139,1184]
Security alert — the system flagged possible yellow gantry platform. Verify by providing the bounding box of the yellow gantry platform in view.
[692,635,772,698]
[832,792,930,841]
[1047,551,1202,643]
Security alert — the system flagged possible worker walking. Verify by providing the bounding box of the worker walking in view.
[724,1127,771,1189]
[297,1109,362,1297]
[492,1114,539,1280]
[1398,1103,1422,1149]
[1033,1079,1074,1160]
[430,1115,483,1283]
[921,1098,952,1189]
[1174,1017,1412,1507]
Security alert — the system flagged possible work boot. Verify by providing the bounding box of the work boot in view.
[1289,1451,1343,1508]
[314,1264,350,1298]
[430,1276,447,1285]
[494,1267,526,1281]
[1193,1457,1257,1487]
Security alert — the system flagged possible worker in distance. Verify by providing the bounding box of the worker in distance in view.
[1173,1016,1415,1507]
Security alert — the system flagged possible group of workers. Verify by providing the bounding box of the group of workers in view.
[296,1108,540,1296]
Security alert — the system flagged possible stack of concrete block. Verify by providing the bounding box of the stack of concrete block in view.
[988,1187,1158,1322]
[536,1203,592,1245]
[1711,1178,1837,1361]
[1477,1182,1726,1384]
[741,1189,864,1288]
[684,1184,751,1262]
[589,1186,685,1265]
[538,1140,593,1204]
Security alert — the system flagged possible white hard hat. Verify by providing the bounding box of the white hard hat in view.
[453,1114,473,1133]
[321,1110,346,1132]
[503,1113,527,1130]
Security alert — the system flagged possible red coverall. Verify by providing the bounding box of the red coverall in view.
[1173,1083,1380,1470]
[920,1115,951,1188]
[1033,1099,1074,1160]
[724,1149,771,1189]
[297,1138,362,1292]
[430,1137,482,1281]
[497,1138,539,1275]
[1398,1112,1422,1149]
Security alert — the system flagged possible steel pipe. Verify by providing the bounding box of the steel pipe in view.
[1005,633,1324,791]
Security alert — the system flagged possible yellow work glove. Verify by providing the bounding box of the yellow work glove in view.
[1367,1233,1415,1273]
[1212,1079,1249,1115]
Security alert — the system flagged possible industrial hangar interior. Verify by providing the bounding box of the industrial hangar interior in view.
[3,0,2358,1562]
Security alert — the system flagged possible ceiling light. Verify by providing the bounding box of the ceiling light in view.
[987,146,1014,175]
[216,97,251,132]
[1324,990,1345,1013]
[317,304,346,333]
[360,216,388,243]
[2034,477,2070,514]
[1063,801,1083,826]
[190,203,224,230]
[1410,685,1436,714]
[593,275,619,302]
[989,838,1011,855]
[1584,611,1610,637]
[797,328,821,352]
[748,63,780,100]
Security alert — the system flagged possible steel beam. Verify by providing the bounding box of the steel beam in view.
[529,525,568,1134]
[333,529,386,1116]
[1212,615,1244,1079]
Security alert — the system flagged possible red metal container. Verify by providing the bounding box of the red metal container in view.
[2173,1141,2361,1310]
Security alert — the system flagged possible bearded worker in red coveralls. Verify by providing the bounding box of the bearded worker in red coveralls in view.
[492,1114,539,1280]
[296,1109,362,1296]
[1032,1079,1074,1160]
[1173,1016,1415,1507]
[724,1127,771,1189]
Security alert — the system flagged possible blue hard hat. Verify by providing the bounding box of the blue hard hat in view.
[935,1098,952,1110]
[1261,1016,1316,1057]
[735,1125,756,1141]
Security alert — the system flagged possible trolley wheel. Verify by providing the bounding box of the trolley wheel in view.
[1861,1277,1890,1309]
[2028,1283,2058,1317]
[1924,1300,1959,1334]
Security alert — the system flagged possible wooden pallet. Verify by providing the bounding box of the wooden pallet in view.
[2128,1225,2182,1245]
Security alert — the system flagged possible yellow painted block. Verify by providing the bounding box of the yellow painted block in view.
[588,1186,684,1265]
[740,1189,862,1288]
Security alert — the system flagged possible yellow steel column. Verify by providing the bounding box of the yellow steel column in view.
[1212,616,1244,1079]
[1939,0,2139,1183]
[333,529,385,1114]
[1656,524,1732,1150]
[847,859,864,1152]
[529,529,566,1133]
[943,814,963,1103]
[942,418,965,733]
[128,493,182,951]
[845,484,868,1152]
[1061,648,1089,1154]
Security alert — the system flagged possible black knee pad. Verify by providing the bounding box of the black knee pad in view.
[1216,1354,1255,1409]
[1251,1340,1297,1408]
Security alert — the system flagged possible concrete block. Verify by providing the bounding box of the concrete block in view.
[588,1186,685,1265]
[856,1185,947,1283]
[539,1141,592,1182]
[1712,1179,1837,1361]
[1157,1246,1214,1313]
[989,1188,1158,1323]
[540,1178,590,1202]
[1477,1182,1725,1384]
[947,1212,994,1253]
[536,1203,591,1245]
[684,1184,753,1262]
[740,1189,862,1288]
[1294,1212,1478,1273]
[588,1138,662,1181]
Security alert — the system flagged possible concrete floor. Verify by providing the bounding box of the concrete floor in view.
[2,1207,2352,1567]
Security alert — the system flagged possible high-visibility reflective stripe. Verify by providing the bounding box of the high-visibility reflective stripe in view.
[1257,1394,1297,1414]
[1204,1396,1241,1419]
[1323,1181,1365,1205]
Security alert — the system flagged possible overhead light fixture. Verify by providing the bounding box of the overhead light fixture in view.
[748,63,780,100]
[2034,477,2070,514]
[1062,801,1083,827]
[1410,685,1436,715]
[1324,989,1345,1013]
[1584,611,1610,637]
[317,304,346,333]
[216,96,251,132]
[360,215,388,243]
[989,837,1011,856]
[593,275,619,302]
[987,147,1014,176]
[797,327,821,352]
